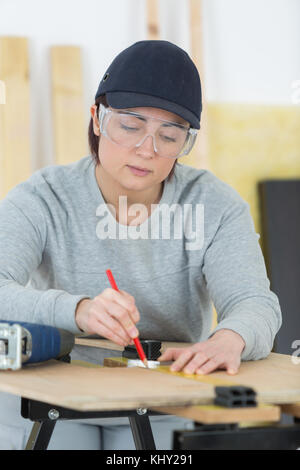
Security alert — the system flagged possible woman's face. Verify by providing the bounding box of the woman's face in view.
[91,105,188,193]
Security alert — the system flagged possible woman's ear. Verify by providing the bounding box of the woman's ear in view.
[90,105,100,136]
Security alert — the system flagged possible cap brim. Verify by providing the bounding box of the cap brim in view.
[106,92,200,129]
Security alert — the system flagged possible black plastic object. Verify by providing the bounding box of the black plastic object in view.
[214,386,257,408]
[258,179,300,355]
[122,340,162,360]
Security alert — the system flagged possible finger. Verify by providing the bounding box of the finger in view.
[195,357,221,375]
[182,352,210,374]
[98,297,139,339]
[157,348,183,362]
[88,317,130,347]
[100,289,140,323]
[170,349,195,372]
[225,357,241,375]
[119,290,140,322]
[227,368,238,375]
[95,308,133,344]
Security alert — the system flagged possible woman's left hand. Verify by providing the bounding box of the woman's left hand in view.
[157,329,246,375]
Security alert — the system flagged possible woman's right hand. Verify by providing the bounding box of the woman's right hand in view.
[75,288,140,347]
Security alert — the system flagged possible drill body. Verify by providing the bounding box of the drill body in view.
[0,321,74,370]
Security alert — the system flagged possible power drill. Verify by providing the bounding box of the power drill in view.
[0,321,74,370]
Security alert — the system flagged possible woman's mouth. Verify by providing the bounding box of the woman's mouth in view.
[127,165,151,176]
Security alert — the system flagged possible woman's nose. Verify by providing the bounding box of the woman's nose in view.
[135,134,157,157]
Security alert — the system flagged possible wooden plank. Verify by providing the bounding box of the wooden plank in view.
[151,404,280,424]
[0,37,31,199]
[75,337,193,352]
[0,360,214,411]
[51,46,86,165]
[280,403,300,418]
[181,0,209,170]
[187,0,219,331]
[147,0,159,40]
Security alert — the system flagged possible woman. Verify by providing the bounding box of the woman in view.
[0,40,281,449]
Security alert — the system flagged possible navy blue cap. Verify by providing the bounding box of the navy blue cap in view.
[95,40,202,129]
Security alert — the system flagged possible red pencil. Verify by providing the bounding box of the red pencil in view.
[106,269,149,368]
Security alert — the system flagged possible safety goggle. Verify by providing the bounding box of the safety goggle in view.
[97,104,198,159]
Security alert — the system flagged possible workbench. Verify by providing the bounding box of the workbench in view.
[0,338,299,450]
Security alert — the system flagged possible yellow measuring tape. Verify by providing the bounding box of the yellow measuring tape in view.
[104,356,238,387]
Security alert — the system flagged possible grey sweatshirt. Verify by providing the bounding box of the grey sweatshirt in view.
[0,155,282,361]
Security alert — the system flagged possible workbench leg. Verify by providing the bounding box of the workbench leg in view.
[25,421,56,450]
[129,414,156,450]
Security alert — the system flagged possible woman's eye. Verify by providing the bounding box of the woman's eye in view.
[121,124,139,131]
[160,134,176,142]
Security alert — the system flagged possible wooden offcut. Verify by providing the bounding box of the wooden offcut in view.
[0,37,31,199]
[51,46,86,165]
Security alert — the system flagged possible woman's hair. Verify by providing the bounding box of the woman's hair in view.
[88,94,177,181]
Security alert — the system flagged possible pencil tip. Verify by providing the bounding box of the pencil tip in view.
[143,358,149,368]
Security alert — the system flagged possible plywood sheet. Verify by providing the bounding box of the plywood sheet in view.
[0,352,298,413]
[0,360,214,411]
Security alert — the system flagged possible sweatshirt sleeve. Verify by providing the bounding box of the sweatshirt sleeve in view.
[202,199,282,361]
[0,192,88,334]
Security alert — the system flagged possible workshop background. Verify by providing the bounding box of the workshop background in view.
[0,0,299,354]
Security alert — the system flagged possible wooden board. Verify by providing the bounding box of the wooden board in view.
[0,360,214,412]
[75,337,193,352]
[51,46,86,165]
[280,403,300,418]
[0,352,298,414]
[0,37,31,199]
[75,354,280,423]
[103,358,281,423]
[147,0,159,40]
[151,404,280,424]
[184,0,209,171]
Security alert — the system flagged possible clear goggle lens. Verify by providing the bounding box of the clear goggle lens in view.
[98,104,197,159]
